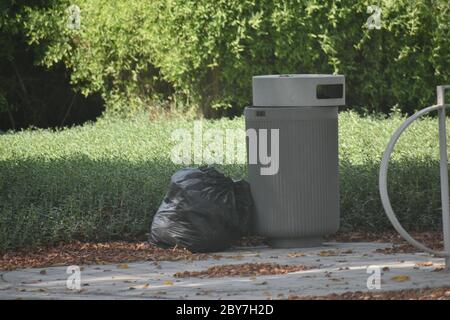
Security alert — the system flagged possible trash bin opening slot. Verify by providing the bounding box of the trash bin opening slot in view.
[316,84,343,99]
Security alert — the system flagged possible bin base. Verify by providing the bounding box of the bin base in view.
[268,237,323,248]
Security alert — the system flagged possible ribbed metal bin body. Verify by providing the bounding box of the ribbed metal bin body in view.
[245,107,339,246]
[246,74,344,247]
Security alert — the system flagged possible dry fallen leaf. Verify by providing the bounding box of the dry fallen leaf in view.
[391,275,410,282]
[116,264,129,269]
[155,291,167,295]
[318,250,338,257]
[287,252,306,258]
[416,261,434,267]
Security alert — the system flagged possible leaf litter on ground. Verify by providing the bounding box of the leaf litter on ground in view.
[0,241,215,271]
[173,263,313,278]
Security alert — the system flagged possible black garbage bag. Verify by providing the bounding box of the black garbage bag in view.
[149,166,254,252]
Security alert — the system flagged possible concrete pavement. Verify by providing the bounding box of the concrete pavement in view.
[1,242,449,299]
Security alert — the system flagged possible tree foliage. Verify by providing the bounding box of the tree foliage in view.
[2,0,450,120]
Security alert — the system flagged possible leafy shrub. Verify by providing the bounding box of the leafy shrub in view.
[151,0,450,115]
[0,0,104,130]
[23,0,171,116]
[20,0,450,117]
[0,111,448,251]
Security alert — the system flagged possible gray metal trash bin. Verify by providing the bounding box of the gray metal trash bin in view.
[245,74,345,248]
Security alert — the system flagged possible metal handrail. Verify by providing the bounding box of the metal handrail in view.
[379,86,450,269]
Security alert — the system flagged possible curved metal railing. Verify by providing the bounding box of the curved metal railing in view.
[379,85,450,269]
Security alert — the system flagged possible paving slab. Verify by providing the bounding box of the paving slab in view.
[1,242,449,300]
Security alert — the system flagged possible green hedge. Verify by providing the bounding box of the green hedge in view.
[0,111,447,251]
[22,0,165,116]
[21,0,450,116]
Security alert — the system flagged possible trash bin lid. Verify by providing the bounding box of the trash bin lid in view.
[252,74,345,107]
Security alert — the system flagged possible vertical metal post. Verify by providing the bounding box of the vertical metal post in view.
[437,86,450,269]
[380,86,450,268]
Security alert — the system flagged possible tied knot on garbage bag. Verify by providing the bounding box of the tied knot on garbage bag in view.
[149,166,255,252]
